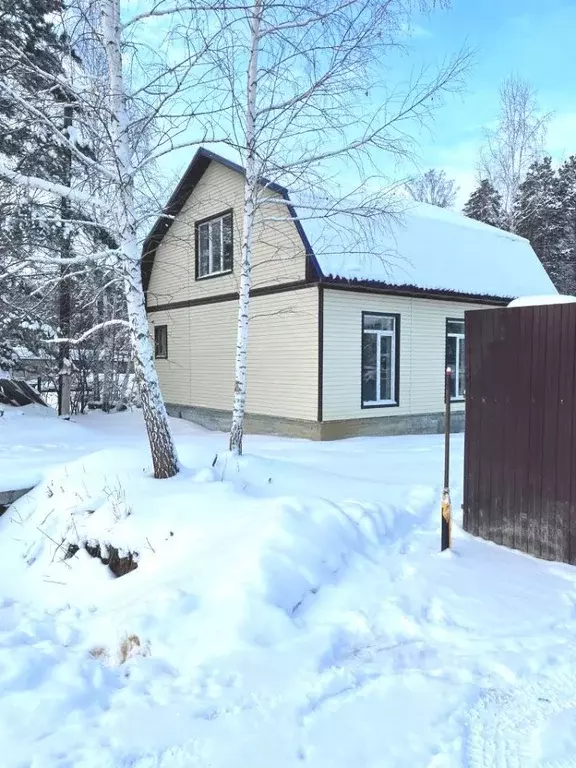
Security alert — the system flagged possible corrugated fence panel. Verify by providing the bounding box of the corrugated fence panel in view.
[464,302,576,564]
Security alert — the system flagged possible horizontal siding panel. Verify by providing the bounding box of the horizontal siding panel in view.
[152,288,318,421]
[322,289,485,421]
[147,162,307,307]
[148,308,191,405]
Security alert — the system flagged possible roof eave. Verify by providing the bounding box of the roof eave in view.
[319,275,512,305]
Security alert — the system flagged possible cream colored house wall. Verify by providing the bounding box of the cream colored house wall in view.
[322,289,490,421]
[146,160,307,307]
[149,287,319,421]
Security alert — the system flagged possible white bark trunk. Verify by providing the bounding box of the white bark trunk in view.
[60,358,71,420]
[229,0,262,456]
[101,0,179,478]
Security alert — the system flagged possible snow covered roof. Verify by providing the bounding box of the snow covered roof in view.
[144,149,557,302]
[299,201,557,301]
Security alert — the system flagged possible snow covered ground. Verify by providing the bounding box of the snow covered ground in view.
[1,405,576,767]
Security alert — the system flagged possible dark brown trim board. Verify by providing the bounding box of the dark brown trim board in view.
[317,284,324,422]
[147,279,313,313]
[148,278,510,315]
[323,278,509,307]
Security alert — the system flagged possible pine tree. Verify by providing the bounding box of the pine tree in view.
[557,156,576,295]
[0,0,69,375]
[514,157,566,291]
[463,179,504,228]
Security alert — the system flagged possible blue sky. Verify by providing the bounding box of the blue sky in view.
[407,0,576,205]
[151,0,576,210]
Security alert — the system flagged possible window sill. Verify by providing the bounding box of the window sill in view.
[195,269,233,281]
[361,401,399,409]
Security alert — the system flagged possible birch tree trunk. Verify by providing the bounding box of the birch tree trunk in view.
[101,0,179,478]
[229,0,262,456]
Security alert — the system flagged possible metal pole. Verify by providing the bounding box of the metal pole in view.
[441,366,452,551]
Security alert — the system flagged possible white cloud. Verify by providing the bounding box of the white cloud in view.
[399,21,432,39]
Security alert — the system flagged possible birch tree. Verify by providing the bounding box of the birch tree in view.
[479,75,551,232]
[0,0,227,477]
[406,168,458,208]
[209,0,472,454]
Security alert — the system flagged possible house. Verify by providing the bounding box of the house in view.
[143,148,556,440]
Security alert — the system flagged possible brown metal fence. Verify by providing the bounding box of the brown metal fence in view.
[463,302,576,564]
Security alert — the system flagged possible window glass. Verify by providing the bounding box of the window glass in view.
[211,218,222,272]
[362,333,378,403]
[379,334,393,401]
[223,214,233,271]
[154,325,167,359]
[446,319,465,399]
[196,213,233,278]
[364,314,395,332]
[198,223,210,276]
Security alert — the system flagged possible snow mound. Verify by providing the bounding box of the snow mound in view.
[0,446,433,659]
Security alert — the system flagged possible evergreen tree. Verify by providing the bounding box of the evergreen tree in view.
[463,179,504,228]
[0,0,69,374]
[514,157,566,291]
[557,155,576,295]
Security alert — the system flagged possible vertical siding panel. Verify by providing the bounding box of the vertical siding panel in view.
[540,307,561,560]
[526,307,546,559]
[555,304,574,563]
[464,310,481,537]
[464,302,576,564]
[474,309,490,542]
[569,314,576,564]
[489,309,507,546]
[500,308,520,550]
[476,308,495,542]
[513,308,534,554]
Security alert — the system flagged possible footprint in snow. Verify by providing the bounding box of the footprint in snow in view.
[466,674,576,768]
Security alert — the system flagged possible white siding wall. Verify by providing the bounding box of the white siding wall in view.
[147,161,307,307]
[322,289,489,421]
[149,287,319,421]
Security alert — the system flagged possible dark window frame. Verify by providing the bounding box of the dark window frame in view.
[445,317,465,401]
[360,311,401,409]
[194,208,234,281]
[154,324,168,359]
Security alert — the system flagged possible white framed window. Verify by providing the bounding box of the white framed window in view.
[361,312,400,407]
[196,211,233,278]
[446,318,465,399]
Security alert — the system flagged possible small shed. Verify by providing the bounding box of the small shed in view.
[463,297,576,563]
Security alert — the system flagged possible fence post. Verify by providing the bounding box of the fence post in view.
[442,367,452,551]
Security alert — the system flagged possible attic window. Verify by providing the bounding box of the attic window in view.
[196,211,233,279]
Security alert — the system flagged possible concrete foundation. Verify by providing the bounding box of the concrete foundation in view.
[166,403,465,441]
